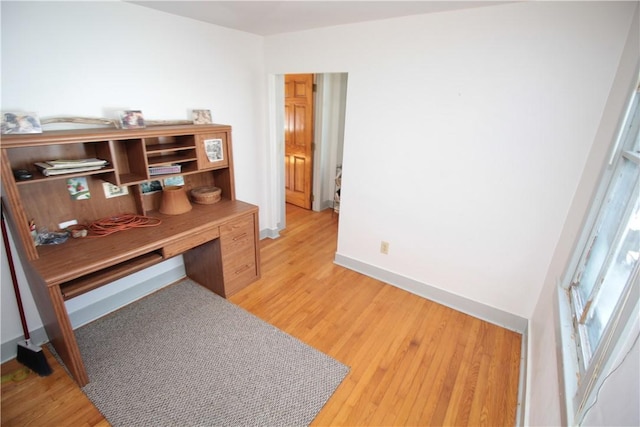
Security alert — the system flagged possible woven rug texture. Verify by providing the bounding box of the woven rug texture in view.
[71,279,349,426]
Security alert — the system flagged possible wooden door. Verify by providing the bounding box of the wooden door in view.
[285,74,314,209]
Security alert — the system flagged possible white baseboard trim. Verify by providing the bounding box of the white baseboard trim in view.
[1,265,186,363]
[334,253,528,333]
[516,326,529,427]
[1,329,50,364]
[260,227,280,240]
[66,266,186,330]
[334,253,529,420]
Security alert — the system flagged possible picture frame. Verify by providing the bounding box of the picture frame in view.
[1,112,43,134]
[192,109,212,125]
[120,110,145,129]
[140,180,162,194]
[66,177,91,200]
[203,138,224,162]
[102,182,129,199]
[163,175,185,187]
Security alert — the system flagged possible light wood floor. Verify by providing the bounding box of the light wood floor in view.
[1,204,521,426]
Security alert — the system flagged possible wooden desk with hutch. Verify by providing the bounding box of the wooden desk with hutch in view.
[0,124,260,386]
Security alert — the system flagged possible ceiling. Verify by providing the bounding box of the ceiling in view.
[129,1,510,36]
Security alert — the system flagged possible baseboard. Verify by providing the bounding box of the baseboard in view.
[334,253,529,420]
[260,227,280,240]
[334,253,528,333]
[1,329,50,364]
[1,263,186,364]
[334,254,529,420]
[66,265,186,330]
[320,200,334,211]
[516,326,529,427]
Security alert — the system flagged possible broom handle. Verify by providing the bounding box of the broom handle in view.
[1,204,31,340]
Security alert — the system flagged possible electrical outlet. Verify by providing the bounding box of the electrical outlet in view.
[380,241,389,255]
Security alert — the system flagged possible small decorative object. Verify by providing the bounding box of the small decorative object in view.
[119,110,145,129]
[140,180,163,194]
[159,186,192,215]
[1,112,42,134]
[66,177,91,200]
[192,109,212,125]
[190,186,221,204]
[13,169,33,181]
[203,138,224,162]
[29,220,37,243]
[66,225,88,238]
[102,182,129,199]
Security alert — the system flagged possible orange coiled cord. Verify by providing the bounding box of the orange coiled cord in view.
[86,213,162,237]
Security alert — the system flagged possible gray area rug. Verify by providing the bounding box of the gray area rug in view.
[71,279,349,426]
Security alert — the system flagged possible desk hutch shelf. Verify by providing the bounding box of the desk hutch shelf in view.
[1,124,260,386]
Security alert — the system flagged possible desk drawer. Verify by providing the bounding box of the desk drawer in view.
[220,215,254,253]
[219,213,258,296]
[223,256,258,296]
[162,226,220,258]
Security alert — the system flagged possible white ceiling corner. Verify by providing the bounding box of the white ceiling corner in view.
[127,1,513,36]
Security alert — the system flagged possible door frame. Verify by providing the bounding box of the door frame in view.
[268,73,347,236]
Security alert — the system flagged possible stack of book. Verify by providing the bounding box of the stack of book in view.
[35,158,108,176]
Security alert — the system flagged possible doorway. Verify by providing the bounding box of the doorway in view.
[282,73,347,213]
[268,73,347,236]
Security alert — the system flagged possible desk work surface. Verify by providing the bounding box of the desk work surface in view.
[32,200,258,287]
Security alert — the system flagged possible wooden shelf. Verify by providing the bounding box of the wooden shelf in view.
[118,172,149,185]
[145,142,196,153]
[147,154,197,166]
[15,168,117,185]
[2,124,237,238]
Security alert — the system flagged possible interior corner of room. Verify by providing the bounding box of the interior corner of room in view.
[1,1,639,426]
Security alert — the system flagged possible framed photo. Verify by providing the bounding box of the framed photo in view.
[163,175,185,187]
[203,138,224,162]
[67,177,91,200]
[102,182,129,199]
[120,110,145,129]
[140,180,162,194]
[192,109,212,125]
[1,112,42,134]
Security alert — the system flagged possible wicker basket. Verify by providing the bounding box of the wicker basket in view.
[190,186,222,204]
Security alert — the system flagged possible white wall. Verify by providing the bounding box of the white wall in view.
[1,1,267,357]
[263,2,637,425]
[264,0,634,321]
[528,6,639,425]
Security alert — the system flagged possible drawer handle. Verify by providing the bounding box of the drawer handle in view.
[235,264,252,274]
[232,233,247,241]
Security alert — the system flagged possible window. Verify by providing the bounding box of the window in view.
[564,78,639,422]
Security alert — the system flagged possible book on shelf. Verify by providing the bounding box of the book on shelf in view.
[149,164,181,176]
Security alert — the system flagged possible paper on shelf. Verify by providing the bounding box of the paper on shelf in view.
[35,163,105,176]
[42,158,108,169]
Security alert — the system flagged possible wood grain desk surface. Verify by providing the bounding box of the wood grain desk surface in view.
[32,199,258,287]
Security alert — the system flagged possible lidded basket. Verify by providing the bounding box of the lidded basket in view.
[190,186,222,204]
